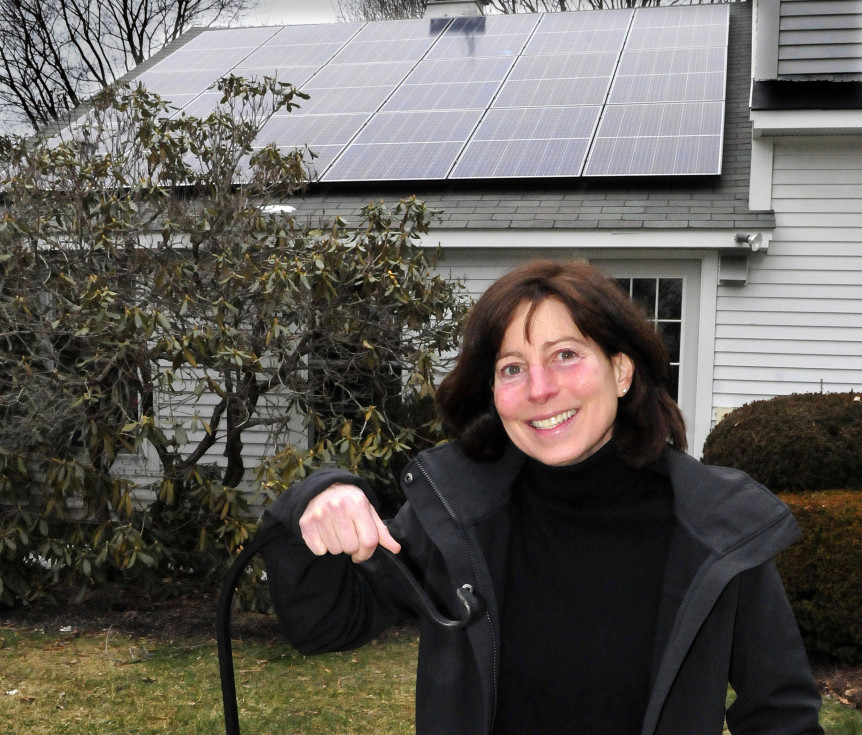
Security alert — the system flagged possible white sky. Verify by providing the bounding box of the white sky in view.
[246,0,339,26]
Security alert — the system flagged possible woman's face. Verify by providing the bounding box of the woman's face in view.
[492,298,633,466]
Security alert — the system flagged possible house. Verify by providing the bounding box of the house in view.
[112,0,860,464]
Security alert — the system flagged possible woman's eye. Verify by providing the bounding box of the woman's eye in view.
[497,364,522,380]
[558,349,577,361]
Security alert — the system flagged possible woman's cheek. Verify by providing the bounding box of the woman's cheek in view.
[492,386,519,419]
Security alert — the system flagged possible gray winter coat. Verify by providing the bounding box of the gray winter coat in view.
[262,442,824,735]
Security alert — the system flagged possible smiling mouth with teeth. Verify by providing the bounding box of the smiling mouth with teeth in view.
[529,410,576,430]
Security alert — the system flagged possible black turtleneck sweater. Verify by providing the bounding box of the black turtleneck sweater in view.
[492,441,674,735]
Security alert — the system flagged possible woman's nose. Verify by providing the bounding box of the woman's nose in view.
[526,365,558,402]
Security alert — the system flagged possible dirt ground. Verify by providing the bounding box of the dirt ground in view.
[1,587,860,711]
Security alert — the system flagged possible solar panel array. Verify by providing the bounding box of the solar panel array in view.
[584,4,729,176]
[128,4,729,182]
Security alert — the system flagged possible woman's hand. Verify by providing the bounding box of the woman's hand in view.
[299,483,402,563]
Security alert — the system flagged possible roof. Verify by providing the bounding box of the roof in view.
[126,2,772,233]
[290,3,773,232]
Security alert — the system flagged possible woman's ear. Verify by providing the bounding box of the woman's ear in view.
[613,353,634,397]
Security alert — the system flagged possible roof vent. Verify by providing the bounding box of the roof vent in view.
[423,0,490,18]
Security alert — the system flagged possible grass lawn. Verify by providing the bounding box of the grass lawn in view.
[1,622,860,734]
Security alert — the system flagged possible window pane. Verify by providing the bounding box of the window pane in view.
[658,321,681,363]
[616,277,632,297]
[631,278,656,318]
[666,364,679,399]
[658,278,682,319]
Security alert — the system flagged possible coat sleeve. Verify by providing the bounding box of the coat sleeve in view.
[260,468,417,655]
[726,559,824,735]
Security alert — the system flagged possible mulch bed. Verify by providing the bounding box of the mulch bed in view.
[1,587,859,710]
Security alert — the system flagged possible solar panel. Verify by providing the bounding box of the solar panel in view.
[352,110,484,145]
[119,4,730,183]
[583,3,729,177]
[324,14,535,182]
[450,107,600,178]
[258,112,370,146]
[303,61,415,88]
[586,134,722,177]
[236,43,345,69]
[181,26,282,50]
[451,10,629,180]
[326,141,466,181]
[493,76,614,107]
[135,69,235,96]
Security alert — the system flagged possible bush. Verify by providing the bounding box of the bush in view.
[702,392,862,493]
[0,82,469,606]
[777,492,862,663]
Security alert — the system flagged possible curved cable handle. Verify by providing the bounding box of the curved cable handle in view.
[217,523,484,735]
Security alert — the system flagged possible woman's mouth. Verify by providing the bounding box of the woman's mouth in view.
[529,410,576,430]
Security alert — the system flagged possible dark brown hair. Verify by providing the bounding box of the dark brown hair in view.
[435,259,687,467]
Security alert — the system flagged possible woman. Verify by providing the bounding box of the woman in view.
[262,260,824,735]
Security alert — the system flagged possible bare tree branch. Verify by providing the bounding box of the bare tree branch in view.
[0,0,258,134]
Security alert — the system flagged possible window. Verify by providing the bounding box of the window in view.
[615,277,683,400]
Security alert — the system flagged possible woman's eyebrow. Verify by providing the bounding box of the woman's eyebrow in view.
[496,336,587,360]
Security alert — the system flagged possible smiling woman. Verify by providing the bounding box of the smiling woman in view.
[261,259,826,735]
[491,298,633,466]
[438,259,685,467]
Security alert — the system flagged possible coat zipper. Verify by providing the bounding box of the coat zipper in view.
[415,456,500,735]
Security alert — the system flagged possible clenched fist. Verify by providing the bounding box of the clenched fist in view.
[298,483,402,563]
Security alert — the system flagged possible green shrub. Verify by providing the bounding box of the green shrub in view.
[777,492,862,663]
[702,392,862,493]
[0,82,468,606]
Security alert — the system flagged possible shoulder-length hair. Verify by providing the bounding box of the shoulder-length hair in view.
[435,259,686,467]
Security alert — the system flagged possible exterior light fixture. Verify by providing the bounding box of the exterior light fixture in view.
[734,232,763,252]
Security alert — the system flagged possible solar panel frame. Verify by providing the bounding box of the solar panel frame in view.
[229,65,321,88]
[382,80,501,112]
[404,56,516,85]
[468,106,601,141]
[266,22,363,44]
[508,51,621,82]
[493,76,614,107]
[294,85,397,116]
[146,48,253,72]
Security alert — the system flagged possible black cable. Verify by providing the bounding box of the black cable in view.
[216,523,484,735]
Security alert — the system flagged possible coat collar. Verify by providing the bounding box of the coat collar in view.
[661,448,800,560]
[408,440,799,560]
[405,441,526,527]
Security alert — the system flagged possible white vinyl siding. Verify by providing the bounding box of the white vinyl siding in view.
[114,367,303,504]
[714,135,862,407]
[777,0,862,79]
